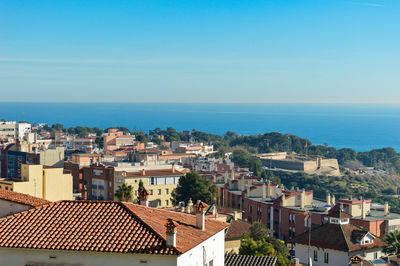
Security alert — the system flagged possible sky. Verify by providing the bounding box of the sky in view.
[0,0,399,103]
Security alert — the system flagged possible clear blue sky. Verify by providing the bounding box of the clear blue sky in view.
[0,0,399,103]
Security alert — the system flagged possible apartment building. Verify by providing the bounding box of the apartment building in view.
[0,164,73,201]
[114,167,185,208]
[218,177,400,242]
[103,128,135,155]
[82,163,114,200]
[0,121,16,139]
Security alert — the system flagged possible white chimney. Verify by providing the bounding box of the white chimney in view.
[331,194,336,206]
[326,193,331,206]
[194,201,209,231]
[267,180,271,197]
[384,202,389,216]
[362,199,366,219]
[300,189,306,209]
[165,219,178,248]
[186,198,193,213]
[262,183,267,200]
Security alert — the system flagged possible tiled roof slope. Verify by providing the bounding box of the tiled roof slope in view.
[0,189,51,207]
[0,201,228,255]
[225,220,251,239]
[225,254,277,266]
[123,203,229,253]
[293,223,386,252]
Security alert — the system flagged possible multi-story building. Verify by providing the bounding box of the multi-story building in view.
[103,128,135,155]
[16,122,31,139]
[0,121,16,139]
[73,137,96,153]
[0,164,73,201]
[114,167,185,208]
[217,176,400,241]
[82,163,114,200]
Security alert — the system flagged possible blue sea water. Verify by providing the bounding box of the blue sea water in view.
[0,102,399,152]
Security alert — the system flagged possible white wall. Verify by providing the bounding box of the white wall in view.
[0,248,177,266]
[295,244,349,266]
[0,200,30,218]
[177,229,225,266]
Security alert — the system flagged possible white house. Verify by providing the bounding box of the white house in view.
[0,200,228,266]
[293,211,386,266]
[0,189,50,217]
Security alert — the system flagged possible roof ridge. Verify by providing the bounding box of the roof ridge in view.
[119,202,181,254]
[339,224,351,251]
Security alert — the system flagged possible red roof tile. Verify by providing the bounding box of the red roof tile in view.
[226,220,251,239]
[293,223,386,252]
[0,189,50,207]
[0,201,228,255]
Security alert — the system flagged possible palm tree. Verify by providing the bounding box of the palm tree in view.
[383,230,400,255]
[115,183,133,202]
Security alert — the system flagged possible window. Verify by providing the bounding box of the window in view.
[158,189,161,195]
[149,189,153,195]
[314,250,318,261]
[324,252,329,263]
[165,200,169,206]
[150,177,155,185]
[165,188,169,194]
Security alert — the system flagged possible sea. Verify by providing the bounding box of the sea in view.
[0,102,399,152]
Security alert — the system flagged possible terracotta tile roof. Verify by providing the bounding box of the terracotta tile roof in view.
[293,223,386,252]
[226,220,251,239]
[0,201,228,255]
[225,254,277,266]
[0,189,50,207]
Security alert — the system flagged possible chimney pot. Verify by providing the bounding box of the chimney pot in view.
[194,201,209,230]
[362,199,366,219]
[384,201,389,216]
[165,219,178,248]
[139,189,150,207]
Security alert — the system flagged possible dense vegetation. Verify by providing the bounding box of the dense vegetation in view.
[171,171,217,205]
[240,222,290,266]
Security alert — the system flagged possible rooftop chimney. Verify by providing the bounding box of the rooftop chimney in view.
[326,193,331,206]
[172,163,175,174]
[262,183,267,200]
[139,188,150,207]
[384,201,389,216]
[300,189,306,209]
[194,201,209,231]
[142,169,146,176]
[362,199,366,219]
[267,180,271,197]
[186,198,193,213]
[331,194,336,206]
[165,218,178,248]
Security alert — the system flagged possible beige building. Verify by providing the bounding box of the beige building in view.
[114,167,185,208]
[0,121,16,139]
[0,164,73,201]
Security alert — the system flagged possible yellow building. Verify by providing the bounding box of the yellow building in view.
[0,164,73,201]
[114,167,185,208]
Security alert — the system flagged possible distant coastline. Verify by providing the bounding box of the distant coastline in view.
[1,102,399,152]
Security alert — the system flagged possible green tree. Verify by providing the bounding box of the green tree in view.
[249,222,270,241]
[172,171,216,204]
[115,183,133,202]
[239,236,275,256]
[383,230,400,255]
[137,179,144,202]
